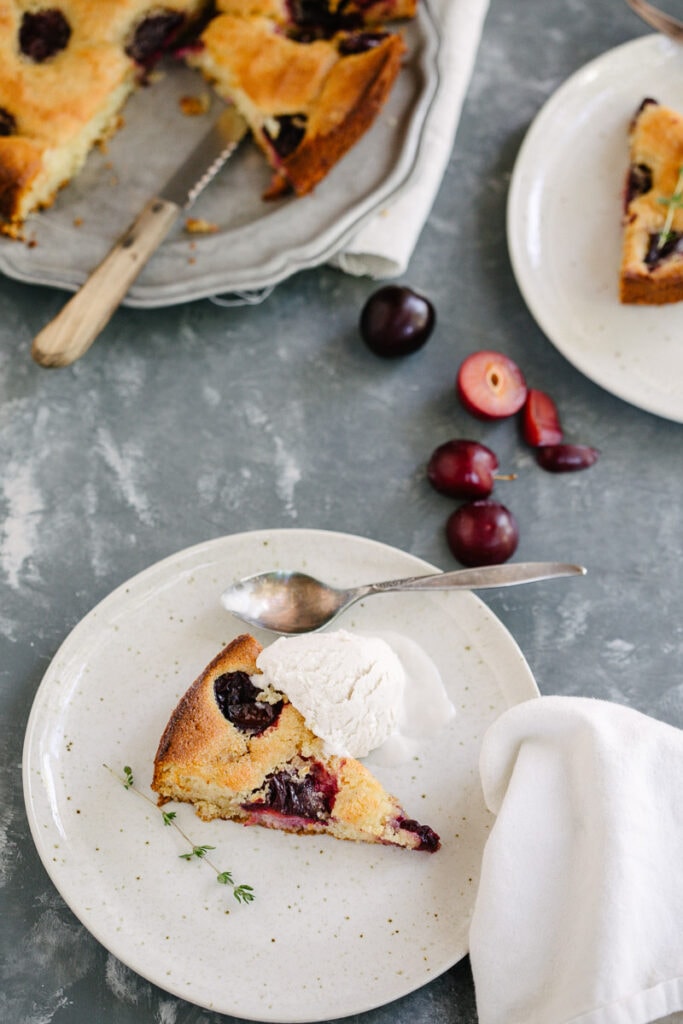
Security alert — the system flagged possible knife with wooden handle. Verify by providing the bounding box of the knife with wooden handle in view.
[31,105,248,368]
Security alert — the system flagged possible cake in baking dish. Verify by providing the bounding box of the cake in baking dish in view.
[0,0,208,237]
[620,98,683,305]
[151,633,440,851]
[0,0,415,237]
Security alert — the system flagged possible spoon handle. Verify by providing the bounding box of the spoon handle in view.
[367,561,586,594]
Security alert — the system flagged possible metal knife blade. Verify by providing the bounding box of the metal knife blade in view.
[31,105,249,368]
[160,104,248,209]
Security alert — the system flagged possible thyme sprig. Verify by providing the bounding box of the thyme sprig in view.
[656,165,683,251]
[104,764,255,905]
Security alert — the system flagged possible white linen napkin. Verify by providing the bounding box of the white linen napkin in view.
[330,0,490,279]
[469,695,683,1024]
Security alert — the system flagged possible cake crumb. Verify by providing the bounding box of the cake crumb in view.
[185,217,219,235]
[180,93,211,116]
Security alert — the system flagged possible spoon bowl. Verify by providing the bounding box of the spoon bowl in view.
[221,561,586,634]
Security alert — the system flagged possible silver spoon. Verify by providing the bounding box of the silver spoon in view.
[220,561,586,634]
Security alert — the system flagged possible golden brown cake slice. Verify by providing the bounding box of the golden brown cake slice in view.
[620,98,683,305]
[189,13,405,197]
[151,633,440,851]
[0,0,208,237]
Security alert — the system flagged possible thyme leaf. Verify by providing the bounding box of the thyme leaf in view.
[104,764,255,907]
[233,884,256,905]
[656,166,683,252]
[179,844,216,861]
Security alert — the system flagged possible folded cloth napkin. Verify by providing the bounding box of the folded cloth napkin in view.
[469,695,683,1024]
[330,0,490,279]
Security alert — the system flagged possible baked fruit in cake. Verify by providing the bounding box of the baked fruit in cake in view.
[151,633,440,852]
[620,98,683,305]
[214,0,417,29]
[188,12,406,197]
[0,0,208,237]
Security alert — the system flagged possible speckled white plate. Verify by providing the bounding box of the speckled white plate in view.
[0,6,439,308]
[507,34,683,424]
[23,528,538,1023]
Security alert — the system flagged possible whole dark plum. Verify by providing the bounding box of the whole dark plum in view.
[360,285,435,357]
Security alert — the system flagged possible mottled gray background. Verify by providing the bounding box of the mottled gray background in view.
[2,1,682,1023]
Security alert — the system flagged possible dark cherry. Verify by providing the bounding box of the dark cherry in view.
[125,12,185,65]
[521,388,563,447]
[427,439,500,499]
[446,500,519,566]
[339,31,388,55]
[624,163,653,208]
[19,9,71,63]
[247,762,338,820]
[536,444,599,473]
[645,230,683,268]
[399,818,441,852]
[289,0,361,30]
[264,114,307,158]
[0,108,16,137]
[360,285,435,357]
[289,0,331,19]
[214,671,283,735]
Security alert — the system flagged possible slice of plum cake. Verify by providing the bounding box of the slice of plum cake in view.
[620,98,683,304]
[152,633,440,852]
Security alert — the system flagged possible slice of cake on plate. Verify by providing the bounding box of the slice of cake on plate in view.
[151,633,440,851]
[620,98,683,304]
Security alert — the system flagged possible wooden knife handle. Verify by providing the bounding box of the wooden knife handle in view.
[31,197,179,368]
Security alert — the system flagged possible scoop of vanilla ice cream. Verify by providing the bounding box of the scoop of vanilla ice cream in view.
[254,629,406,758]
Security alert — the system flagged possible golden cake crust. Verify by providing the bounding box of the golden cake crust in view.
[278,33,405,195]
[152,633,440,851]
[620,99,683,305]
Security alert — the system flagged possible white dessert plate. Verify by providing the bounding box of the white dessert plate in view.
[0,7,439,308]
[507,34,683,424]
[23,528,538,1023]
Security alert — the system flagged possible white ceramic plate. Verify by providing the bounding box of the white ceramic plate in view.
[0,7,439,308]
[507,34,683,424]
[23,528,538,1023]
